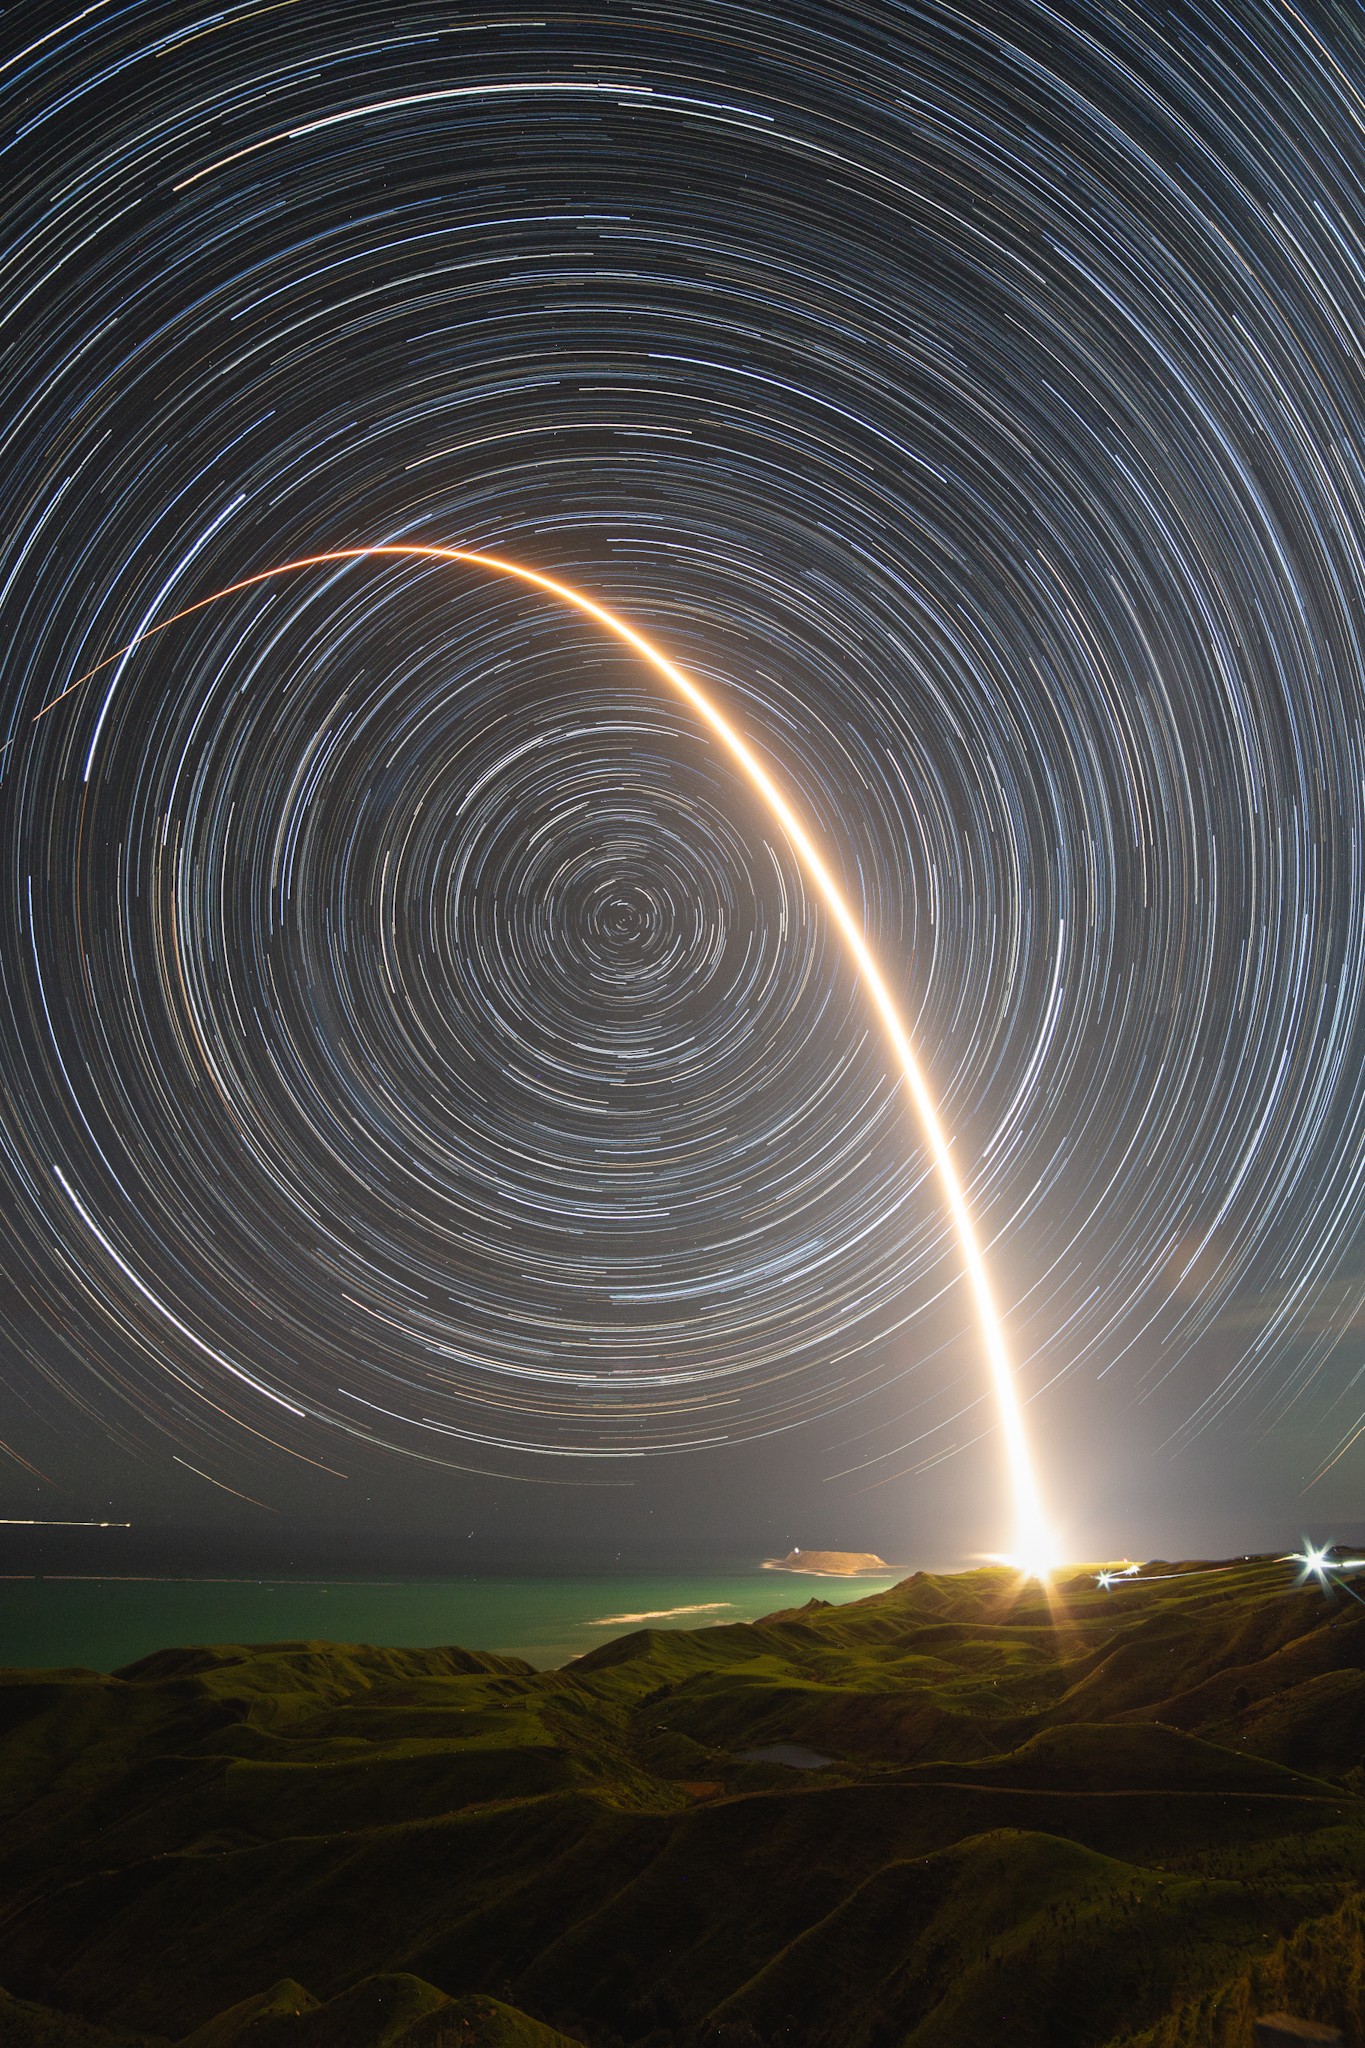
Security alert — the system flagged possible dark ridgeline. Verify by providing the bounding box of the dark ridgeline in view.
[1,1558,1363,2047]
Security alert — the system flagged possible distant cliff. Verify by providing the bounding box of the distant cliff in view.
[763,1547,891,1575]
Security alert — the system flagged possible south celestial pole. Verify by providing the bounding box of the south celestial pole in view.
[2,0,1365,1538]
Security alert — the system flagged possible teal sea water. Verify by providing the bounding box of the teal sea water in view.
[0,1569,898,1672]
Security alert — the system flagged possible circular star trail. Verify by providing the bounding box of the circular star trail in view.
[2,0,1365,1508]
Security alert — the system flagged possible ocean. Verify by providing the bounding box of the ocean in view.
[0,1567,898,1672]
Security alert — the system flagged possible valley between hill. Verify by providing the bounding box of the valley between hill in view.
[1,1558,1363,2048]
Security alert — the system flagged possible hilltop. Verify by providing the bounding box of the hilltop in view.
[0,1558,1362,2047]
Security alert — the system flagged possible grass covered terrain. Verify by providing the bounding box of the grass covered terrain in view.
[0,1558,1362,2047]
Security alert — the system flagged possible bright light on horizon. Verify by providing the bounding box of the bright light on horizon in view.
[1290,1542,1365,1576]
[987,1542,1062,1583]
[37,541,1059,1566]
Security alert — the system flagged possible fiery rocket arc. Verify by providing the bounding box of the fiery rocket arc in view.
[39,542,1056,1574]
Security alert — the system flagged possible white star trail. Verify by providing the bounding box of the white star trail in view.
[0,0,1363,1542]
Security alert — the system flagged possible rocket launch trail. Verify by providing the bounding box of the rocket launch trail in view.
[38,544,1054,1570]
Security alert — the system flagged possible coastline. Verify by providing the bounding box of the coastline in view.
[0,1565,897,1673]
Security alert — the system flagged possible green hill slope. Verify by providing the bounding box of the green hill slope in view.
[1,1558,1362,2046]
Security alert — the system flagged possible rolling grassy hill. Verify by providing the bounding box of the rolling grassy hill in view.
[0,1558,1362,2047]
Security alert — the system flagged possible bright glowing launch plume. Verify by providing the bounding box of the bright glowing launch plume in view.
[37,542,1055,1571]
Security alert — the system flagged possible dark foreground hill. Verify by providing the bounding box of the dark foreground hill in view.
[1,1558,1363,2048]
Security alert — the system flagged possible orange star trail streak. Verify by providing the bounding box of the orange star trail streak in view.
[39,542,1056,1574]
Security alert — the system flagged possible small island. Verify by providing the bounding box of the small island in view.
[761,1546,892,1576]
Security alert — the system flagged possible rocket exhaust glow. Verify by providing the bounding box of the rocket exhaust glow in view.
[38,542,1056,1572]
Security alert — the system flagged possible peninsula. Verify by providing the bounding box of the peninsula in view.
[761,1546,891,1575]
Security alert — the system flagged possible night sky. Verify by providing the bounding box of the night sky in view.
[2,0,1364,1569]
